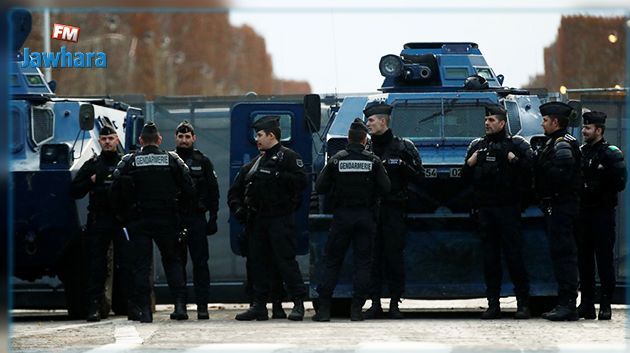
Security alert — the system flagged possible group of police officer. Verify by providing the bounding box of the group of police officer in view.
[464,101,626,321]
[73,98,625,324]
[72,121,219,323]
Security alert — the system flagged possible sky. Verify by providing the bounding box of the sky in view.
[228,1,628,94]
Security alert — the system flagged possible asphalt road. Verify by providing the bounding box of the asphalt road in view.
[10,298,627,353]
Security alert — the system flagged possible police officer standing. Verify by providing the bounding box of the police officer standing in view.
[312,119,390,322]
[363,101,423,319]
[227,116,308,321]
[462,104,532,320]
[70,126,130,322]
[173,121,220,320]
[534,102,582,321]
[577,111,626,320]
[110,122,194,323]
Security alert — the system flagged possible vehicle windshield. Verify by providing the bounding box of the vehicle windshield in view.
[391,104,486,140]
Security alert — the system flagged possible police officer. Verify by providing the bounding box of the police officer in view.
[227,116,308,321]
[577,111,626,320]
[462,104,532,320]
[173,121,219,320]
[70,126,130,322]
[363,101,423,319]
[534,101,582,321]
[110,122,194,323]
[312,119,391,322]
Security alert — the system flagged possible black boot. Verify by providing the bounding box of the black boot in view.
[388,296,404,319]
[127,302,142,321]
[170,299,189,320]
[288,299,304,321]
[363,298,384,319]
[272,301,286,319]
[312,298,331,322]
[235,301,268,321]
[197,303,209,320]
[351,298,366,321]
[139,303,153,323]
[598,295,612,320]
[514,296,530,320]
[480,298,501,320]
[86,300,101,322]
[542,299,578,321]
[577,302,596,320]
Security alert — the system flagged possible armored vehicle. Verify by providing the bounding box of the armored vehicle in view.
[10,10,144,318]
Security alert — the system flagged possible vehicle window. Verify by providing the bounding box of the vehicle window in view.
[505,101,521,135]
[391,105,485,139]
[31,108,54,145]
[475,67,494,80]
[25,74,44,86]
[444,67,469,80]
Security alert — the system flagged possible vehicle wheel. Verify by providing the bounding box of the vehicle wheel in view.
[529,296,557,317]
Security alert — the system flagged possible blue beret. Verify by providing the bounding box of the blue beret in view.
[539,101,574,118]
[583,111,606,125]
[363,101,392,117]
[252,115,280,131]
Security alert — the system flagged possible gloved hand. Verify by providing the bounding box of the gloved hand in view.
[206,215,218,236]
[234,207,247,224]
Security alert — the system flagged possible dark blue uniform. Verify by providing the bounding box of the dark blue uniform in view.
[578,139,626,317]
[462,129,532,318]
[314,142,390,320]
[228,143,308,307]
[110,145,194,322]
[70,150,130,320]
[368,128,422,314]
[175,147,219,314]
[534,129,582,317]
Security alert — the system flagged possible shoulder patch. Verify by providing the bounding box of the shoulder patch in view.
[296,159,304,168]
[563,134,576,142]
[609,145,621,153]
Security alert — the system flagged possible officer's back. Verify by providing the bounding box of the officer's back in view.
[111,122,194,226]
[316,119,390,209]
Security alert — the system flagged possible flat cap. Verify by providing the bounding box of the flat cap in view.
[252,115,280,132]
[363,101,392,117]
[539,101,574,118]
[583,111,607,125]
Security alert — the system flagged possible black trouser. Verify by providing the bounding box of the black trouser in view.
[544,202,579,306]
[317,207,375,300]
[180,213,210,306]
[127,218,187,310]
[244,258,286,303]
[577,206,617,304]
[477,206,530,301]
[248,213,307,302]
[85,213,131,306]
[371,205,406,299]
